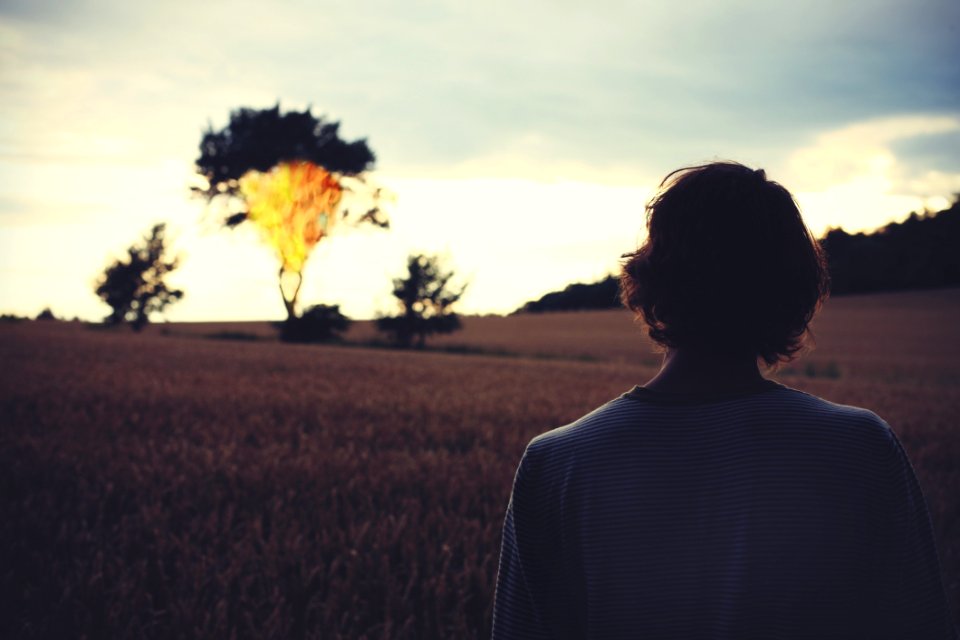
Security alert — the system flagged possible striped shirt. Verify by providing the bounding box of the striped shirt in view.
[493,382,957,639]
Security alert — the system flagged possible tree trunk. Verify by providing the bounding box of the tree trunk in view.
[280,268,303,321]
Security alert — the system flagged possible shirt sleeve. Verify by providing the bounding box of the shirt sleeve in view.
[491,449,553,640]
[877,428,958,639]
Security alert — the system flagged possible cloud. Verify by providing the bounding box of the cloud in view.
[783,115,960,190]
[3,0,959,179]
[781,115,960,233]
[2,0,960,320]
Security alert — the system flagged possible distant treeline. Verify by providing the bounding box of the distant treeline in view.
[516,276,621,313]
[516,198,960,313]
[821,198,959,294]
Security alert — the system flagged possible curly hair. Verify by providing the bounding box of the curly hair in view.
[620,161,829,366]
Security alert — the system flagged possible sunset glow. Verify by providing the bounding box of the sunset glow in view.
[0,1,957,321]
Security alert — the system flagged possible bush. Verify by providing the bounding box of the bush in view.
[279,304,351,343]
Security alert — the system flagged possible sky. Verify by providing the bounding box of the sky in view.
[1,0,958,321]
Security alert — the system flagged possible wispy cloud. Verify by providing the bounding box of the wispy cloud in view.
[782,115,960,233]
[784,115,960,190]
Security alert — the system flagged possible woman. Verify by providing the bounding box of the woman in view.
[492,162,956,639]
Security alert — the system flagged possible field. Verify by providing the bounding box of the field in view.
[2,288,959,638]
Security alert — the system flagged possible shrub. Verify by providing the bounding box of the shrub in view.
[279,304,351,343]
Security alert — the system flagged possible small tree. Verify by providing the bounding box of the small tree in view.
[95,223,184,331]
[377,254,467,348]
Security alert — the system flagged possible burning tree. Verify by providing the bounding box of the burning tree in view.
[193,105,388,321]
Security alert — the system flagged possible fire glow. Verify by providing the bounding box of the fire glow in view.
[238,161,344,274]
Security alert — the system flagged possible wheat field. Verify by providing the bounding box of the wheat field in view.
[2,288,958,638]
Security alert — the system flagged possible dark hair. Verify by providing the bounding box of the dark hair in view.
[620,161,829,366]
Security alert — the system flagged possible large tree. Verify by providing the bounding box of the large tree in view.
[377,254,467,349]
[95,223,184,331]
[193,105,387,321]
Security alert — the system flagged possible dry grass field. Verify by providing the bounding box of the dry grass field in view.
[2,288,959,638]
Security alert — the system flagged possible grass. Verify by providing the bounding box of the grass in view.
[2,287,959,638]
[203,330,267,342]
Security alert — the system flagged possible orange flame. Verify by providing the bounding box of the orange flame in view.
[238,161,343,273]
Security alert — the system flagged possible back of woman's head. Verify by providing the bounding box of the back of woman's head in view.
[620,161,829,366]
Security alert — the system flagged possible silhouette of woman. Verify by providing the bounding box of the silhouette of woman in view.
[492,162,956,639]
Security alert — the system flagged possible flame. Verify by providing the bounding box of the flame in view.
[238,161,343,273]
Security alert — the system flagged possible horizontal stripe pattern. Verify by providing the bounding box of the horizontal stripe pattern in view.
[493,383,957,639]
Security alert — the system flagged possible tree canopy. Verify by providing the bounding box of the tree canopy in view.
[194,105,376,225]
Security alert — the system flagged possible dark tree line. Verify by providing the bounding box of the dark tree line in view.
[821,198,960,295]
[516,276,620,313]
[515,198,960,313]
